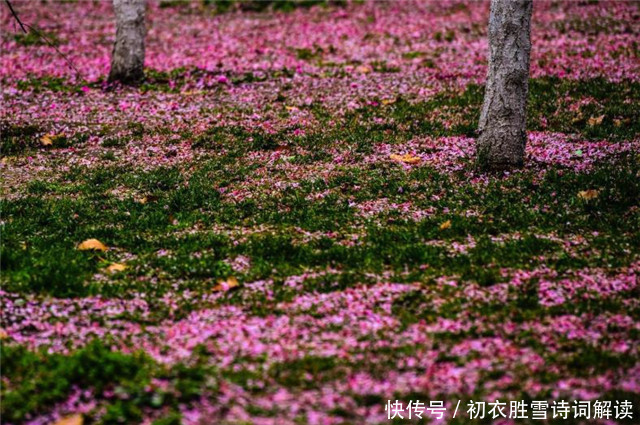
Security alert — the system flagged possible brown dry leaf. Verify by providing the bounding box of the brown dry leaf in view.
[77,239,108,251]
[390,153,421,165]
[587,114,604,126]
[140,194,158,204]
[439,220,452,230]
[105,263,127,273]
[356,65,372,74]
[213,276,239,292]
[578,189,599,200]
[53,414,84,425]
[40,134,55,146]
[0,327,9,340]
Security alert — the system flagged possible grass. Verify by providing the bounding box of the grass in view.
[3,147,638,299]
[202,0,343,14]
[3,74,640,298]
[2,72,639,423]
[5,75,638,164]
[1,121,89,155]
[13,30,61,47]
[9,74,639,143]
[1,341,213,424]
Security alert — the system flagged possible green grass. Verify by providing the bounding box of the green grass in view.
[4,89,640,297]
[2,73,639,423]
[0,121,43,155]
[0,121,89,156]
[1,341,213,424]
[3,148,638,299]
[10,74,639,144]
[204,0,342,14]
[354,77,640,141]
[13,30,61,47]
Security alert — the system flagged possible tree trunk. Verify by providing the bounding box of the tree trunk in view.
[108,0,146,85]
[476,0,533,171]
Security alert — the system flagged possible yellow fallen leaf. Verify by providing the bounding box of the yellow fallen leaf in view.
[0,327,9,340]
[53,414,83,425]
[390,153,421,165]
[106,263,127,273]
[78,239,108,251]
[439,220,452,230]
[213,276,239,292]
[587,114,604,126]
[40,133,66,147]
[40,134,55,146]
[578,189,599,200]
[571,111,583,124]
[381,99,395,105]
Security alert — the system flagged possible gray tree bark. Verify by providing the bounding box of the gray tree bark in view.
[108,0,146,85]
[476,0,533,171]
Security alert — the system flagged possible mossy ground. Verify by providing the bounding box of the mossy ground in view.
[2,75,639,423]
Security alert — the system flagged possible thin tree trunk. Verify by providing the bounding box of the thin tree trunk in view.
[476,0,533,171]
[108,0,146,85]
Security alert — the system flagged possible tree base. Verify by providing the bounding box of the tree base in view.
[476,157,525,172]
[107,70,145,86]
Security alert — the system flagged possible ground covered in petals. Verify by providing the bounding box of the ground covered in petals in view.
[1,1,639,424]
